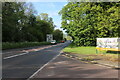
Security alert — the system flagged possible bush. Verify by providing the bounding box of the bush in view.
[2,42,51,50]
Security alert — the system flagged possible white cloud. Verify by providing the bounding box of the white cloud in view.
[41,3,56,9]
[48,12,58,17]
[63,3,68,6]
[46,10,60,17]
[49,3,56,8]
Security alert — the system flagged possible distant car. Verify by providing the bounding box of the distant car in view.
[61,40,65,43]
[51,40,57,44]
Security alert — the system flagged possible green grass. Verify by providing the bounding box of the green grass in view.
[63,43,119,55]
[2,42,51,50]
[63,43,119,62]
[63,46,96,55]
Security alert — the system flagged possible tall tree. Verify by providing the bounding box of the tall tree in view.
[2,2,26,42]
[2,2,55,42]
[40,13,49,21]
[59,2,119,46]
[53,29,63,41]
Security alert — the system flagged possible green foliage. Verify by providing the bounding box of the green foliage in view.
[40,13,49,21]
[2,2,55,42]
[66,35,72,40]
[2,42,51,50]
[53,29,63,41]
[59,2,119,46]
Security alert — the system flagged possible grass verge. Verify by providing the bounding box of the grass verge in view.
[63,46,96,55]
[63,43,119,62]
[2,42,51,50]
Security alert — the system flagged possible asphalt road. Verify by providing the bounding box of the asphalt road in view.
[2,41,71,79]
[32,55,119,79]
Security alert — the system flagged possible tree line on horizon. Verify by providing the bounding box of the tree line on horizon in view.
[2,2,63,42]
[59,2,119,46]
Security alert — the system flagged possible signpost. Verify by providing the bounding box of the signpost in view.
[96,38,120,53]
[46,34,53,42]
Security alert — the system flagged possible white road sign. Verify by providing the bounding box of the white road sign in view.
[46,34,53,42]
[96,38,120,51]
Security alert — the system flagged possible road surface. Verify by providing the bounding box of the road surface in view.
[32,55,119,79]
[2,41,119,80]
[2,41,70,79]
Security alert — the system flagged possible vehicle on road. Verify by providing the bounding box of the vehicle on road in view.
[50,40,57,44]
[61,40,65,43]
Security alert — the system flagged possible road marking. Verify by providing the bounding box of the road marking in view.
[95,63,119,69]
[3,52,13,54]
[3,52,28,60]
[3,47,50,60]
[94,64,112,68]
[28,51,63,79]
[3,51,22,54]
[3,44,63,60]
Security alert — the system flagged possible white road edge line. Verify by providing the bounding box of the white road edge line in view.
[28,51,63,79]
[3,44,62,60]
[3,52,28,60]
[94,64,112,68]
